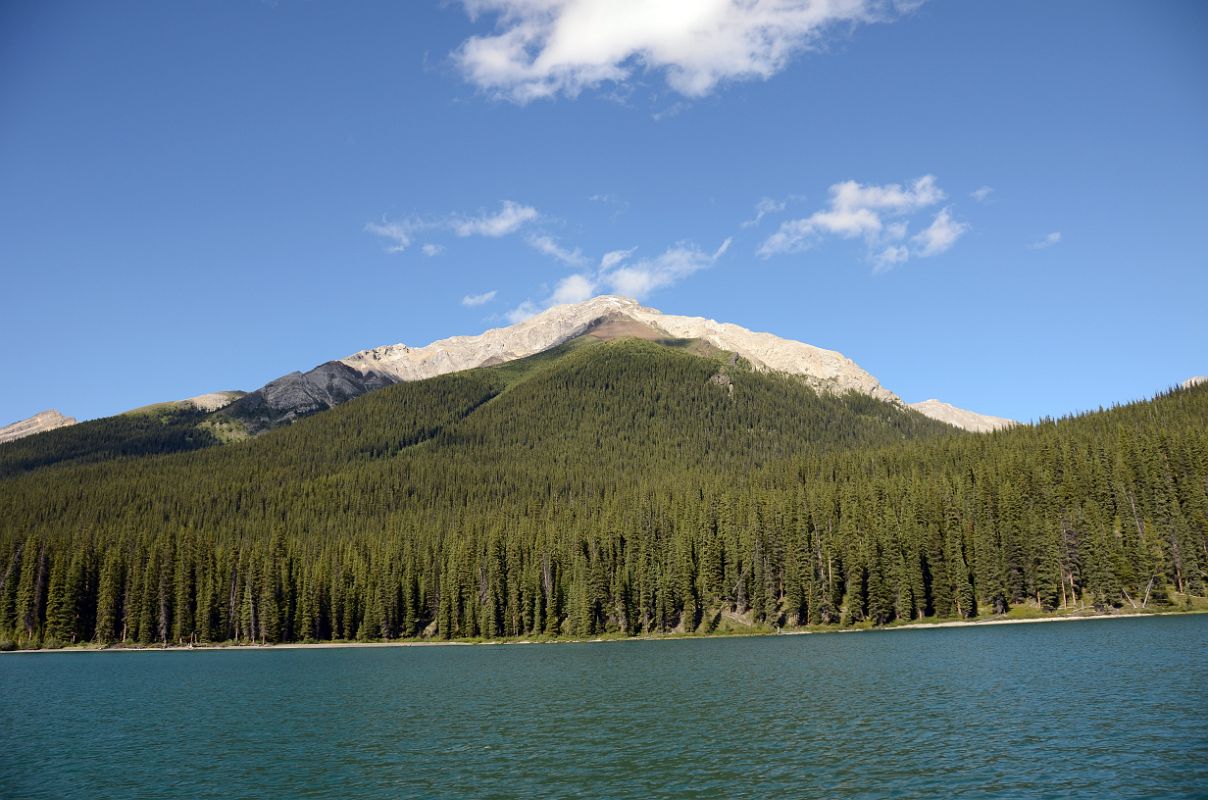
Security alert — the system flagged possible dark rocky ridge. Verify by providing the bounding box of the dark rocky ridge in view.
[222,361,392,433]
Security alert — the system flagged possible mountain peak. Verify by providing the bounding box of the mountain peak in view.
[908,399,1015,433]
[227,294,1025,433]
[338,295,897,404]
[0,409,77,445]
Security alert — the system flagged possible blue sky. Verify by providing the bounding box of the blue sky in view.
[1,0,1205,425]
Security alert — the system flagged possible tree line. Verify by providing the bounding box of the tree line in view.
[0,339,1203,647]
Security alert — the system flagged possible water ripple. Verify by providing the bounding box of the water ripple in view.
[1,617,1206,799]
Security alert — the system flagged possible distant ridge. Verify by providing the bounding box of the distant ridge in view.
[4,297,1024,437]
[908,399,1014,433]
[0,409,76,445]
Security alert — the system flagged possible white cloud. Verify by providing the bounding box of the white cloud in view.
[912,207,968,257]
[462,290,498,307]
[1028,231,1062,250]
[883,221,908,241]
[368,200,539,254]
[504,236,730,324]
[759,175,944,257]
[505,300,539,323]
[365,220,415,253]
[971,186,993,203]
[601,238,730,299]
[527,234,588,267]
[599,247,637,270]
[550,273,597,305]
[741,197,787,228]
[455,0,915,103]
[872,245,909,273]
[453,200,540,237]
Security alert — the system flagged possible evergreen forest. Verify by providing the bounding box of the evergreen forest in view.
[1,337,1205,648]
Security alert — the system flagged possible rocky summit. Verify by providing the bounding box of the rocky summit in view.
[0,409,76,445]
[231,295,1011,432]
[907,399,1015,433]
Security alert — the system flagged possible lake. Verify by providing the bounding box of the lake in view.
[2,616,1206,799]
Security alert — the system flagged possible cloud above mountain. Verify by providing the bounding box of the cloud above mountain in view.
[912,208,967,257]
[366,200,540,253]
[758,175,967,271]
[454,0,919,103]
[528,234,589,267]
[453,201,539,238]
[505,238,732,322]
[461,290,498,307]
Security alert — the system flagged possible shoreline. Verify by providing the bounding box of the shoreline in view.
[802,610,1198,635]
[3,608,1204,655]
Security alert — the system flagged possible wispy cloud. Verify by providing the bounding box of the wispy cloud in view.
[758,175,968,271]
[759,175,944,256]
[600,247,637,271]
[504,238,731,322]
[505,300,539,324]
[971,186,993,203]
[741,197,787,228]
[527,234,589,267]
[453,200,539,237]
[872,245,909,274]
[589,193,630,218]
[549,273,597,305]
[364,220,415,253]
[454,0,917,103]
[1028,231,1062,250]
[912,208,968,257]
[462,290,498,307]
[367,200,539,253]
[603,238,731,298]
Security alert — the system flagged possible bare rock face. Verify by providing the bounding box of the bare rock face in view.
[1182,376,1207,389]
[341,296,899,403]
[0,409,77,445]
[231,295,1010,433]
[181,391,245,412]
[908,399,1015,433]
[223,362,391,432]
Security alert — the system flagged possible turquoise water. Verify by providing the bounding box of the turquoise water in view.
[2,616,1206,799]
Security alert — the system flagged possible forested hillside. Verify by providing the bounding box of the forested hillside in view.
[0,406,218,479]
[0,338,1204,648]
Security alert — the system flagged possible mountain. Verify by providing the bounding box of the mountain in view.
[0,404,220,479]
[0,409,76,445]
[907,399,1014,433]
[180,391,245,412]
[1184,376,1207,389]
[123,391,246,416]
[0,309,951,480]
[0,297,1010,441]
[224,295,1006,433]
[0,335,1203,648]
[342,296,896,400]
[0,393,243,449]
